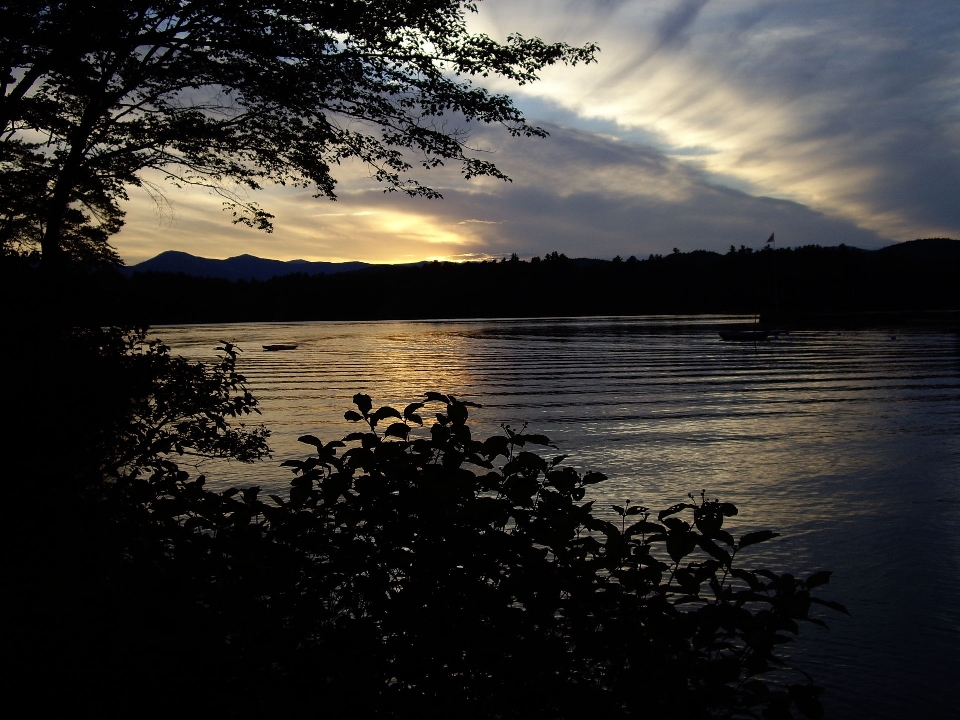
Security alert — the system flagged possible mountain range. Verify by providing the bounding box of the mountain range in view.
[125,239,960,282]
[123,251,371,281]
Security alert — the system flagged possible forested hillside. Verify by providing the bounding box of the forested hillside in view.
[4,240,958,327]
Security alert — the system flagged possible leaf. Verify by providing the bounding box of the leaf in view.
[624,520,665,535]
[297,434,323,447]
[344,410,363,422]
[522,434,553,446]
[483,436,510,458]
[809,597,850,616]
[343,432,366,441]
[384,422,410,439]
[515,451,548,472]
[713,529,735,546]
[666,529,698,564]
[662,517,689,532]
[806,571,832,589]
[403,402,425,418]
[551,454,568,467]
[352,393,372,414]
[658,503,693,521]
[738,530,781,549]
[720,502,739,517]
[583,471,607,484]
[731,568,760,590]
[697,536,732,567]
[374,406,402,421]
[424,392,449,403]
[612,504,626,516]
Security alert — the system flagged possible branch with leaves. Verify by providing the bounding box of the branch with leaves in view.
[0,1,597,266]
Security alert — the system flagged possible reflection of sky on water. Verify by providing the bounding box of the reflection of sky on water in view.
[159,318,960,719]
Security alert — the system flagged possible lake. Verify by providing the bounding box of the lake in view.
[155,315,960,718]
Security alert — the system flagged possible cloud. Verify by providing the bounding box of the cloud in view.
[472,0,960,240]
[116,119,888,264]
[429,123,887,256]
[646,0,710,55]
[113,1,958,264]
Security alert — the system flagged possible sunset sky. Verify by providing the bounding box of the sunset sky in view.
[115,0,960,265]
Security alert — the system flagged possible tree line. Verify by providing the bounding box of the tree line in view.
[6,239,956,327]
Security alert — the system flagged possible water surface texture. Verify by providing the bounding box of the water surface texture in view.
[158,316,960,718]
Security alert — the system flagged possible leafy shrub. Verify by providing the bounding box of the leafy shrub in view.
[6,323,843,718]
[31,390,844,718]
[8,326,269,485]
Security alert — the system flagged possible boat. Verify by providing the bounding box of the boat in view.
[719,329,770,342]
[263,344,298,351]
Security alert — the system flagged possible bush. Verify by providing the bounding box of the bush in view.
[12,386,844,718]
[6,329,843,717]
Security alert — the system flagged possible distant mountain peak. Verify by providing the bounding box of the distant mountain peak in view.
[125,251,370,281]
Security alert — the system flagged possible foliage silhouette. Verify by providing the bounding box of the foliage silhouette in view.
[0,1,595,266]
[9,371,846,718]
[8,326,270,483]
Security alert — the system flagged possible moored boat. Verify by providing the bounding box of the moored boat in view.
[263,344,298,351]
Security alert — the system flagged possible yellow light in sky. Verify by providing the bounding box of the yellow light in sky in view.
[115,176,495,265]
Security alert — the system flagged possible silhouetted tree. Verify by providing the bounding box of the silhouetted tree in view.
[0,1,596,266]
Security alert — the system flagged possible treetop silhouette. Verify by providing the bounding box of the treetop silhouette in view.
[0,1,596,266]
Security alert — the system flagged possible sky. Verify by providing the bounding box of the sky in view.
[115,0,960,265]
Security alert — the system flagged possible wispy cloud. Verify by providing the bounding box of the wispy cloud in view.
[114,1,958,264]
[474,0,960,240]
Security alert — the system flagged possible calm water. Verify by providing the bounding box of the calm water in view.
[156,316,960,718]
